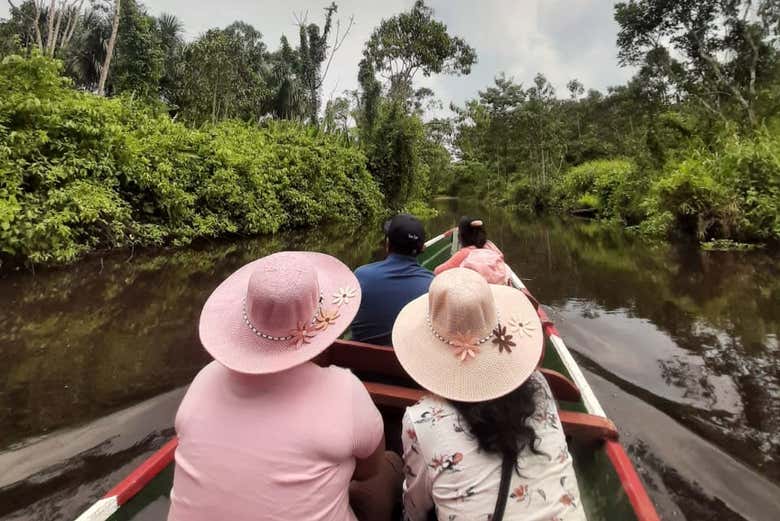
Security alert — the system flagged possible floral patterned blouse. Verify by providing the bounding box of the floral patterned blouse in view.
[401,372,587,521]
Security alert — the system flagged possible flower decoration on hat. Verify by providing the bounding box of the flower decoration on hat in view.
[332,286,357,307]
[492,324,516,353]
[450,331,480,362]
[314,307,340,331]
[289,321,316,349]
[509,316,537,337]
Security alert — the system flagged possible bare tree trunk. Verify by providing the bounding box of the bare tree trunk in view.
[97,0,121,97]
[32,1,44,51]
[61,1,85,51]
[211,87,218,123]
[44,0,56,55]
[50,1,64,56]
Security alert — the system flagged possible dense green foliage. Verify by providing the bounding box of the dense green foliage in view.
[0,55,382,264]
[2,0,776,264]
[0,1,464,247]
[446,1,780,245]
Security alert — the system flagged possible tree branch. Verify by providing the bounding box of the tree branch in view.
[697,45,754,123]
[317,14,354,89]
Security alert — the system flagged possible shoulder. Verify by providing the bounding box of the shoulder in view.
[413,264,434,279]
[317,365,376,406]
[355,260,386,278]
[452,247,473,263]
[485,241,503,254]
[527,371,567,432]
[310,363,358,389]
[186,361,225,394]
[405,396,457,428]
[176,361,224,433]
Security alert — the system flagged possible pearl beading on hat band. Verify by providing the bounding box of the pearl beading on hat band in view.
[425,312,500,346]
[242,293,322,341]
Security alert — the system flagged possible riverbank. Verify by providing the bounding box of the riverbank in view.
[0,55,383,267]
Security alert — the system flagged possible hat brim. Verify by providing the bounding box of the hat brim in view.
[199,252,360,375]
[392,284,543,402]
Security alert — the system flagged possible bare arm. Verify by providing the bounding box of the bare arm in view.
[433,248,470,275]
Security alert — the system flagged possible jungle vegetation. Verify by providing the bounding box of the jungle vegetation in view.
[1,0,778,265]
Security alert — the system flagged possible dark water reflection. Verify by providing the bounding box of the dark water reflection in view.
[1,199,778,520]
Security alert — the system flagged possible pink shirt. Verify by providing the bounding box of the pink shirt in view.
[168,361,384,521]
[433,241,507,284]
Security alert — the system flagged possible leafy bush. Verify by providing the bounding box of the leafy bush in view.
[507,177,557,214]
[557,159,644,221]
[401,200,438,219]
[0,55,383,264]
[643,131,779,243]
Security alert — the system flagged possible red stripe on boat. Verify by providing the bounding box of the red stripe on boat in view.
[604,440,660,521]
[105,438,179,505]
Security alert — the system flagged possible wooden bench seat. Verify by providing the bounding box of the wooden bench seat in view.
[364,382,617,444]
[326,339,582,404]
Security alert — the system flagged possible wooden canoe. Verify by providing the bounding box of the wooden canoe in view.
[76,230,660,521]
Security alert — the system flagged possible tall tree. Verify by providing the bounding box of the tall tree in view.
[295,3,353,124]
[156,13,183,105]
[363,0,476,100]
[264,35,307,120]
[615,0,780,126]
[110,0,164,98]
[96,0,120,96]
[178,22,269,123]
[2,0,85,57]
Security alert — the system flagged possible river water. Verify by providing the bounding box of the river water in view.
[0,198,778,521]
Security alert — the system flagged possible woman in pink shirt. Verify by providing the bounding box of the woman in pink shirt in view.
[168,251,402,521]
[434,216,508,284]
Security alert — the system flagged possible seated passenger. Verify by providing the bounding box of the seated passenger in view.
[351,214,434,345]
[168,251,402,521]
[392,268,586,521]
[434,216,508,284]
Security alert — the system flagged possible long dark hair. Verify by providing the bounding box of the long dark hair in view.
[451,378,542,462]
[458,216,488,248]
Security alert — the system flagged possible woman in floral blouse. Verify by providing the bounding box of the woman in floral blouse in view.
[392,268,586,521]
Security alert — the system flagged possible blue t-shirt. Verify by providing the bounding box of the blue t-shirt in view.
[351,254,434,345]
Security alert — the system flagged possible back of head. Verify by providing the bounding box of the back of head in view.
[450,378,540,460]
[458,216,487,248]
[385,214,426,256]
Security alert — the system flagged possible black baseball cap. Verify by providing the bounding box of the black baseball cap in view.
[384,214,426,255]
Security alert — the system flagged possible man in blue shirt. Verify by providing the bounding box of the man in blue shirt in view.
[351,214,434,345]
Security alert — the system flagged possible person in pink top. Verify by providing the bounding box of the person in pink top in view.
[434,216,508,284]
[168,251,402,521]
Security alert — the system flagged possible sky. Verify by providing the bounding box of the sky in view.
[2,0,636,114]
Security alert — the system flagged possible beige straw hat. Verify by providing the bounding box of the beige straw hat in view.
[392,268,543,402]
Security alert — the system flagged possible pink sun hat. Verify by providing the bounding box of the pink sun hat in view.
[199,251,361,374]
[392,268,543,402]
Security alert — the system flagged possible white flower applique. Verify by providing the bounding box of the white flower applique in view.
[332,286,357,306]
[508,316,537,337]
